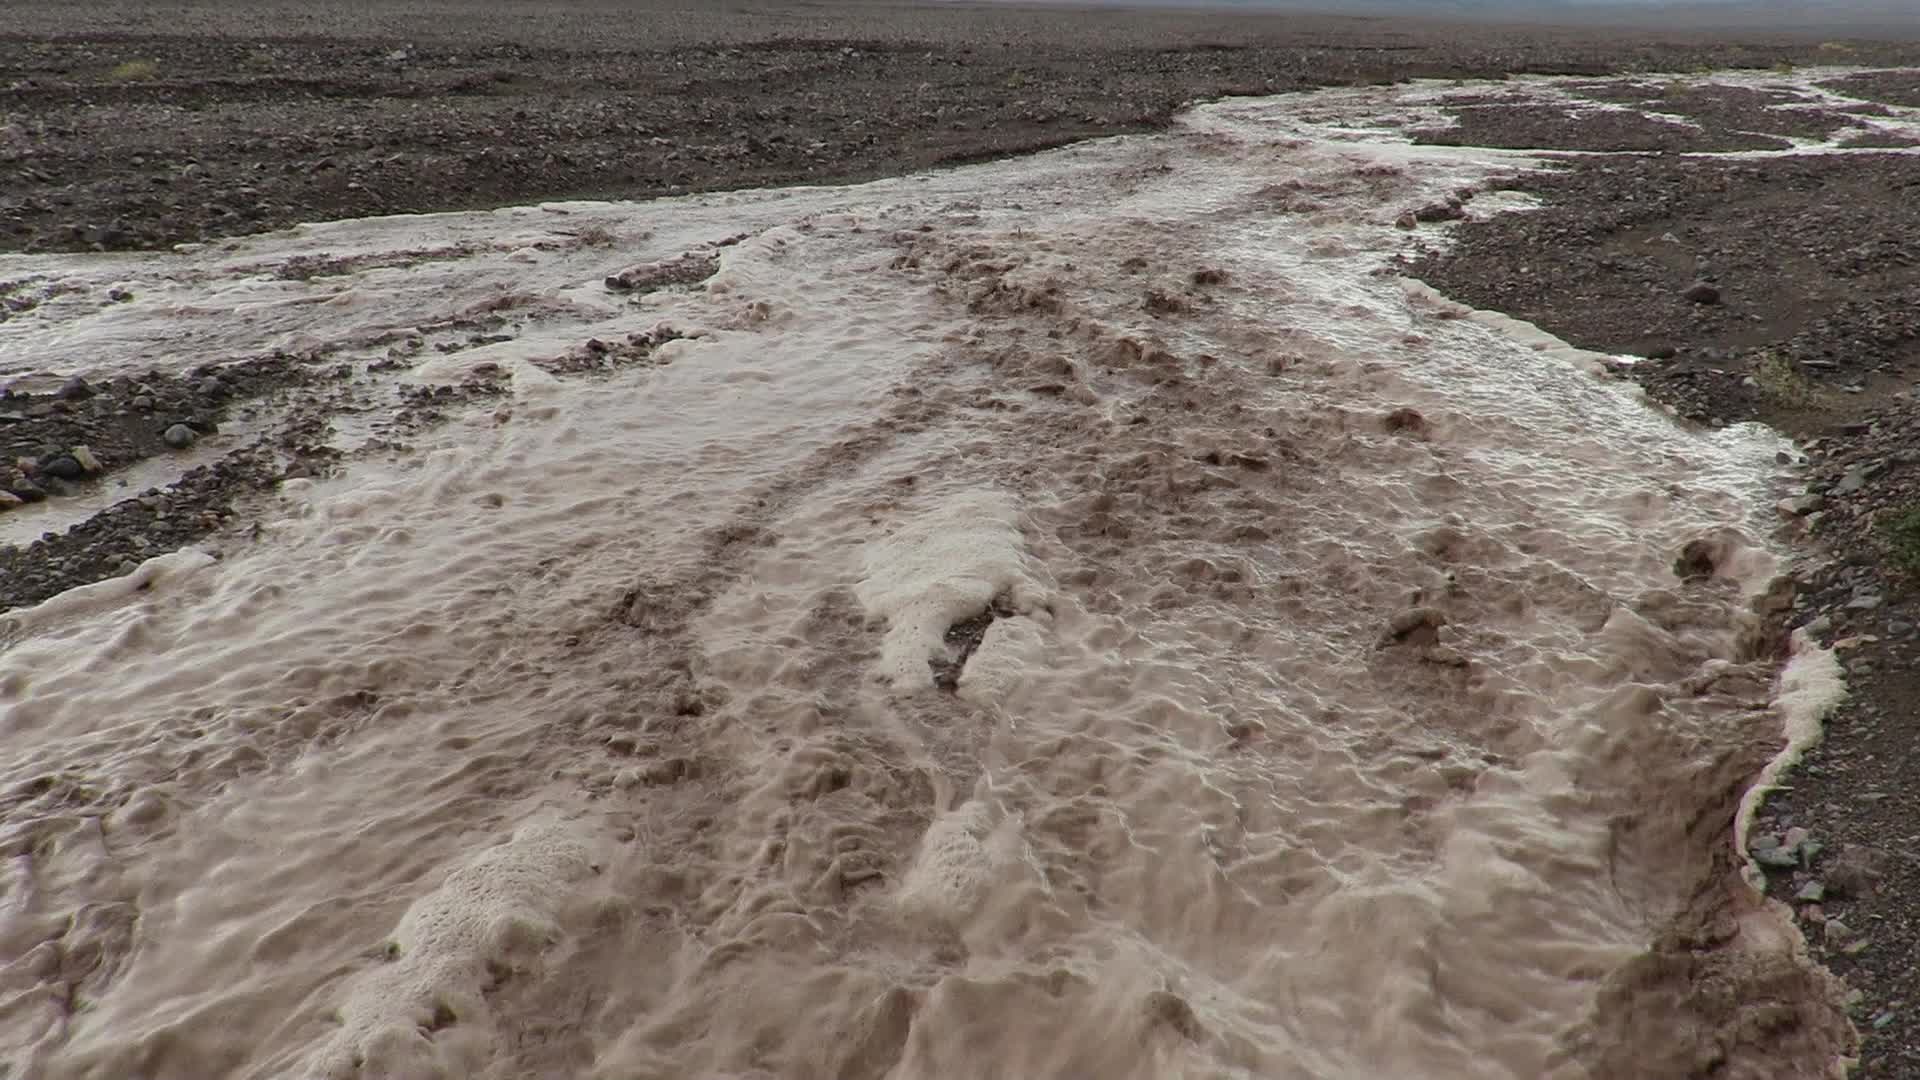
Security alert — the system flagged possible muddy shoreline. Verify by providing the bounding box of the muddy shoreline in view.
[1407,70,1920,1076]
[5,2,1920,1075]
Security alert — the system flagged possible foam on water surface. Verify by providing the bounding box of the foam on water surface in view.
[3,69,1906,1080]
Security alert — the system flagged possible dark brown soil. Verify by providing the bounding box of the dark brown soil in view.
[1820,68,1920,107]
[1406,84,1920,1077]
[5,0,1920,255]
[1414,99,1792,150]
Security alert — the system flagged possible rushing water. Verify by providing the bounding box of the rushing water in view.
[3,70,1911,1080]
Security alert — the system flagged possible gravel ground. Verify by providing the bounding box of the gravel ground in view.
[4,1,1920,254]
[6,1,1920,1073]
[1406,67,1920,1076]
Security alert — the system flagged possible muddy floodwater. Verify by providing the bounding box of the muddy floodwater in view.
[6,69,1911,1079]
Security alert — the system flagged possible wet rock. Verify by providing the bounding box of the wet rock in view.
[0,490,22,511]
[163,424,198,449]
[1413,200,1466,223]
[1672,537,1721,579]
[197,376,227,399]
[1754,845,1801,870]
[107,286,133,303]
[38,454,84,481]
[1682,281,1721,304]
[1645,343,1678,360]
[1394,211,1418,230]
[1777,493,1824,517]
[57,375,94,400]
[131,395,156,411]
[71,445,102,473]
[1382,407,1430,437]
[1145,990,1206,1041]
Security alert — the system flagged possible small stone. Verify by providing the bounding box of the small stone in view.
[1847,594,1884,611]
[10,478,46,502]
[1783,826,1810,851]
[1682,281,1721,305]
[1394,211,1418,230]
[1413,201,1465,223]
[1750,832,1782,851]
[163,424,198,449]
[0,490,22,510]
[107,286,133,302]
[1794,880,1826,903]
[57,375,94,400]
[70,445,102,473]
[1872,1011,1897,1030]
[1826,845,1883,897]
[1754,846,1801,869]
[1825,919,1852,944]
[38,454,84,481]
[131,395,155,411]
[1834,468,1868,495]
[197,377,226,398]
[1776,494,1824,517]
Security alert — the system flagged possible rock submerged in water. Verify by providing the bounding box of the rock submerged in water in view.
[163,423,198,449]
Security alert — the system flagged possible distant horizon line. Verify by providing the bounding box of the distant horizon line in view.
[937,0,1920,36]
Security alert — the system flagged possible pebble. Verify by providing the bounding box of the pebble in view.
[131,394,155,411]
[1682,281,1721,304]
[1795,880,1827,903]
[1754,846,1801,869]
[38,454,84,481]
[1825,918,1852,944]
[0,490,22,510]
[163,424,198,449]
[1847,594,1884,611]
[71,445,102,473]
[57,375,94,400]
[1834,468,1868,495]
